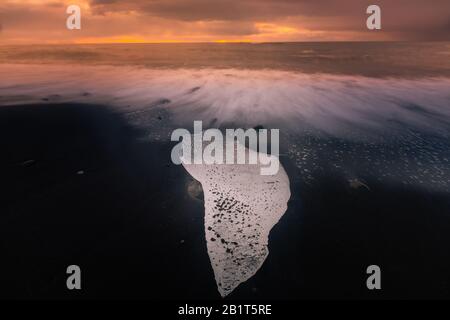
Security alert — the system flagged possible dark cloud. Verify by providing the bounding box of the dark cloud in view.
[1,0,449,42]
[86,0,450,40]
[89,0,361,21]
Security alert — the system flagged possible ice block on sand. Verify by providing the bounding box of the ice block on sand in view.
[180,141,291,297]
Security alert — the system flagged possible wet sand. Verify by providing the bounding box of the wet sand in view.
[0,103,449,299]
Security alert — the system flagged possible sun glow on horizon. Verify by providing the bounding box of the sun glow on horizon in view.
[0,0,441,44]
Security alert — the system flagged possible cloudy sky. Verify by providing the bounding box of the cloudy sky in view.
[0,0,449,44]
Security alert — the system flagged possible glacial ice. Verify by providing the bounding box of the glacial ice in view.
[180,141,291,297]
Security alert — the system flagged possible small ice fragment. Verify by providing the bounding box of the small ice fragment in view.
[349,178,370,190]
[19,159,36,167]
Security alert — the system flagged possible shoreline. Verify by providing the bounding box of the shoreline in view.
[0,102,449,299]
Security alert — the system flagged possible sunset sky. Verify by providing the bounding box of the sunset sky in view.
[0,0,449,44]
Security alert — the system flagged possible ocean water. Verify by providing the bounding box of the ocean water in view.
[1,42,450,298]
[1,42,450,76]
[1,43,449,191]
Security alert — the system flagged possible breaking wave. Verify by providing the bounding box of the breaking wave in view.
[1,64,449,138]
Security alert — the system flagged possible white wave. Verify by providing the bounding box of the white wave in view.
[1,64,449,138]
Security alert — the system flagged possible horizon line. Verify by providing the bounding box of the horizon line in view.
[1,40,445,46]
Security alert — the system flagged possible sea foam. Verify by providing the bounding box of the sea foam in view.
[1,64,449,138]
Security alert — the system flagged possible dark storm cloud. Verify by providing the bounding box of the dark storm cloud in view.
[89,0,360,21]
[87,0,450,40]
[1,0,449,43]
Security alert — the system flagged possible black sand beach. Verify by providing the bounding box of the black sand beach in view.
[1,102,449,299]
[0,103,216,299]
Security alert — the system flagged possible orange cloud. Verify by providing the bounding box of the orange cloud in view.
[0,0,448,44]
